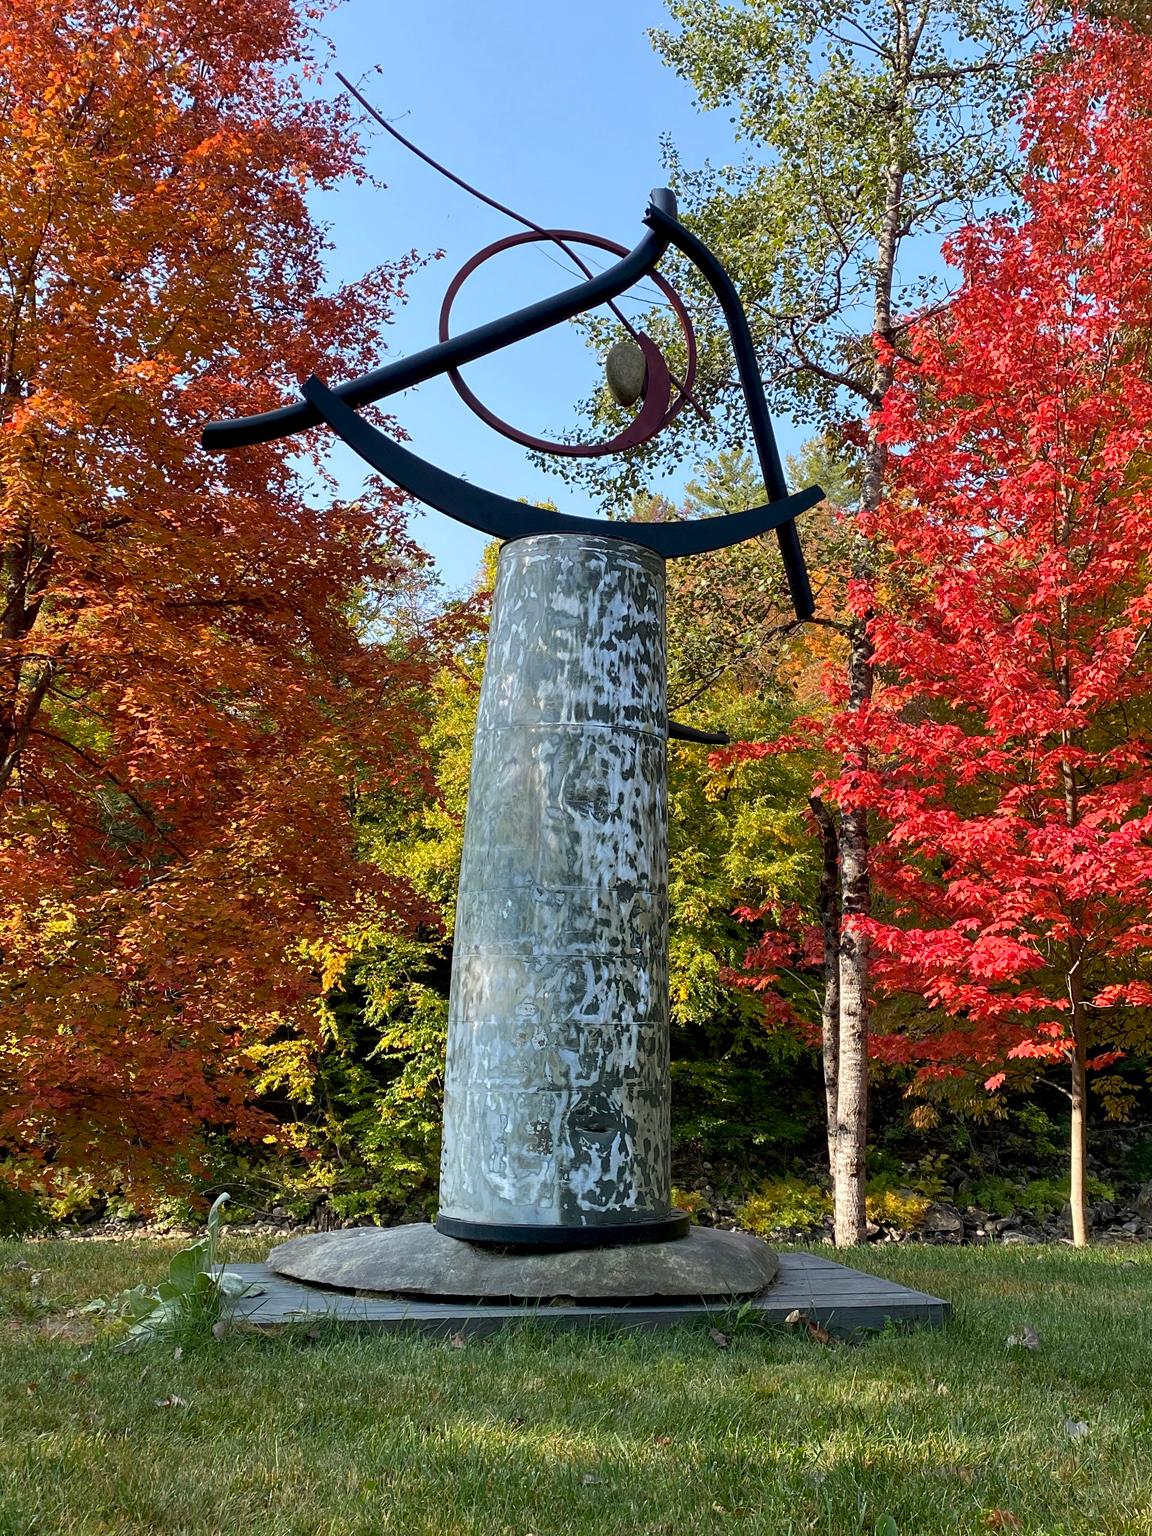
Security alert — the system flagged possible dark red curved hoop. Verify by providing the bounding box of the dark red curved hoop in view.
[437,229,697,458]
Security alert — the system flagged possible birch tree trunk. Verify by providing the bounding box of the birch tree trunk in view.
[1058,579,1089,1249]
[1068,969,1089,1249]
[833,630,873,1243]
[809,794,841,1180]
[828,43,902,1244]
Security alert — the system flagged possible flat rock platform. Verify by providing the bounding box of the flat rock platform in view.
[227,1248,950,1339]
[266,1222,778,1302]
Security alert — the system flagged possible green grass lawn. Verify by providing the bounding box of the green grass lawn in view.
[1,1237,1150,1536]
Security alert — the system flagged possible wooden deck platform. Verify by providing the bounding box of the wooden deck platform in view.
[226,1251,950,1338]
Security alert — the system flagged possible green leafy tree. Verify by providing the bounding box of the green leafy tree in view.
[249,599,484,1221]
[561,0,1053,1242]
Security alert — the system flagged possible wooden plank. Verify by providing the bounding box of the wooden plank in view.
[225,1253,950,1339]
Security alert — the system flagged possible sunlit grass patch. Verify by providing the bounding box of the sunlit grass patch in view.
[1,1238,1151,1534]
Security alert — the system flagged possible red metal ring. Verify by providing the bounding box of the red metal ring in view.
[438,228,697,458]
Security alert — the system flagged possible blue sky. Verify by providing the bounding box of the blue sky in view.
[304,0,811,594]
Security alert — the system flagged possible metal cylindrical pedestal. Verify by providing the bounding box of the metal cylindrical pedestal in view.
[437,533,686,1246]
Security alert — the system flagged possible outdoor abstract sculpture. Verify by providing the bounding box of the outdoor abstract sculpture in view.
[204,178,822,1255]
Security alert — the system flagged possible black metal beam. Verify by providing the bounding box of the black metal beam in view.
[299,373,823,559]
[202,191,677,453]
[643,200,816,619]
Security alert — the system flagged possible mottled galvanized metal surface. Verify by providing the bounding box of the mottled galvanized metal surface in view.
[439,533,672,1233]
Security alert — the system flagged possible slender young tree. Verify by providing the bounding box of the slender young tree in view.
[629,0,1048,1242]
[0,0,435,1188]
[859,14,1152,1246]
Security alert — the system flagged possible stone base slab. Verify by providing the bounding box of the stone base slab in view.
[266,1222,777,1302]
[231,1249,950,1339]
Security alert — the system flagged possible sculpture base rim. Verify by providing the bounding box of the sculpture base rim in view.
[266,1221,777,1303]
[433,1212,691,1248]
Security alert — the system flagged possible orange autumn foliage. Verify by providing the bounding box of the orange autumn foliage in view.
[0,0,436,1188]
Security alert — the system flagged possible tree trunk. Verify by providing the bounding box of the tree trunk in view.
[1068,1018,1089,1249]
[1057,583,1088,1249]
[834,823,869,1243]
[1067,944,1089,1248]
[833,621,874,1245]
[824,49,904,1244]
[809,794,841,1180]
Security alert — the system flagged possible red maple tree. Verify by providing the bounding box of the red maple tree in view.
[856,15,1152,1243]
[0,1,438,1190]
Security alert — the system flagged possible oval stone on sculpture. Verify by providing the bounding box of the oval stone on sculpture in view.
[267,1222,778,1301]
[605,339,648,407]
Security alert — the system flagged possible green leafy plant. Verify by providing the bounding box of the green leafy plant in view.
[1019,1176,1115,1219]
[963,1175,1021,1217]
[0,1182,52,1238]
[84,1193,251,1346]
[863,1153,949,1228]
[1124,1138,1152,1185]
[963,1173,1116,1219]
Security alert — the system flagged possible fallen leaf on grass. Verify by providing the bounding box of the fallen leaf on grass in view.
[448,1331,466,1349]
[708,1327,730,1348]
[785,1309,838,1345]
[1064,1419,1090,1441]
[1005,1326,1041,1351]
[654,1435,673,1447]
[983,1512,1022,1529]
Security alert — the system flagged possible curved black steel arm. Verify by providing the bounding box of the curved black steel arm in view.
[201,185,819,611]
[202,190,678,453]
[643,199,815,618]
[668,720,729,745]
[301,374,823,559]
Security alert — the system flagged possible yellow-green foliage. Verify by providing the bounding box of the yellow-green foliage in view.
[739,1176,934,1235]
[670,1186,707,1220]
[1018,1175,1115,1217]
[738,1177,831,1234]
[862,1154,946,1228]
[866,1188,932,1228]
[242,621,486,1222]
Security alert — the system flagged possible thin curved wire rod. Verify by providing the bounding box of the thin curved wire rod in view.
[335,73,706,424]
